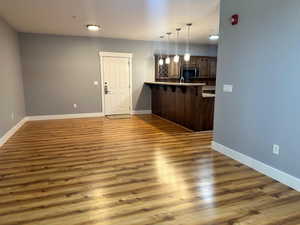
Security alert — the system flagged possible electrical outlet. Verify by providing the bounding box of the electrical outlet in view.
[273,144,280,155]
[73,104,78,109]
[11,112,15,120]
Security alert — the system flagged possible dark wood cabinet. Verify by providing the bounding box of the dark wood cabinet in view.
[197,57,210,77]
[208,57,217,78]
[151,85,161,116]
[168,57,182,78]
[146,82,215,131]
[183,56,197,66]
[155,56,182,79]
[155,55,217,80]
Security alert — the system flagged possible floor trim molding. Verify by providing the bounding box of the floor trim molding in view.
[211,141,300,192]
[28,113,104,121]
[0,117,28,147]
[131,110,152,115]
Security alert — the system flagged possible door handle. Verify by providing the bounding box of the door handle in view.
[104,84,112,94]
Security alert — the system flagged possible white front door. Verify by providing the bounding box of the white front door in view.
[102,56,131,115]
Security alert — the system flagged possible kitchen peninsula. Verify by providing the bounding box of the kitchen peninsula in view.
[145,81,215,131]
[145,54,216,131]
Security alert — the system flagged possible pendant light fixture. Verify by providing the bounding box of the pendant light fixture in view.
[174,28,181,63]
[184,23,192,62]
[165,32,172,65]
[158,36,164,66]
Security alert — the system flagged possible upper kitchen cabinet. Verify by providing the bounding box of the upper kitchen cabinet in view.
[208,57,217,78]
[197,57,217,78]
[168,56,182,78]
[183,56,197,66]
[155,55,217,80]
[197,57,210,77]
[155,55,181,79]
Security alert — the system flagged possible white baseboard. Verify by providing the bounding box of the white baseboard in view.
[22,111,151,122]
[131,110,152,115]
[211,141,300,192]
[28,113,104,121]
[0,117,28,147]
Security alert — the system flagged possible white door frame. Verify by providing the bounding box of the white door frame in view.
[99,51,133,115]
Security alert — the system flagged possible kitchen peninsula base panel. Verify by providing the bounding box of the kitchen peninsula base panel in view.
[146,83,214,131]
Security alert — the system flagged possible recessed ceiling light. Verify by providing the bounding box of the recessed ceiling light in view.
[209,35,219,41]
[86,24,101,31]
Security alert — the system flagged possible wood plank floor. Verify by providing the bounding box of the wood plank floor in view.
[0,115,299,225]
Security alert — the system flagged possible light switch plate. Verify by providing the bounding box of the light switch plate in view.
[223,84,233,93]
[273,144,280,155]
[94,81,99,86]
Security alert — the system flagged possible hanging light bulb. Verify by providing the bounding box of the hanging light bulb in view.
[174,28,181,63]
[165,32,172,65]
[174,55,180,63]
[184,53,190,62]
[184,23,192,62]
[158,36,164,66]
[159,58,164,66]
[165,57,171,64]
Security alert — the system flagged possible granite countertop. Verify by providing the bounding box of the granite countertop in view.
[202,93,216,98]
[145,81,206,86]
[145,81,216,98]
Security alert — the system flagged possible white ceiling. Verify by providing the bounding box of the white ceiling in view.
[0,0,220,44]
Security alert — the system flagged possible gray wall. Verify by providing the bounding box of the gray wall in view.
[19,33,217,116]
[0,17,26,138]
[214,0,300,178]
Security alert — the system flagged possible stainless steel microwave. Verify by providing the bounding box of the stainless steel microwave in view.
[181,66,199,81]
